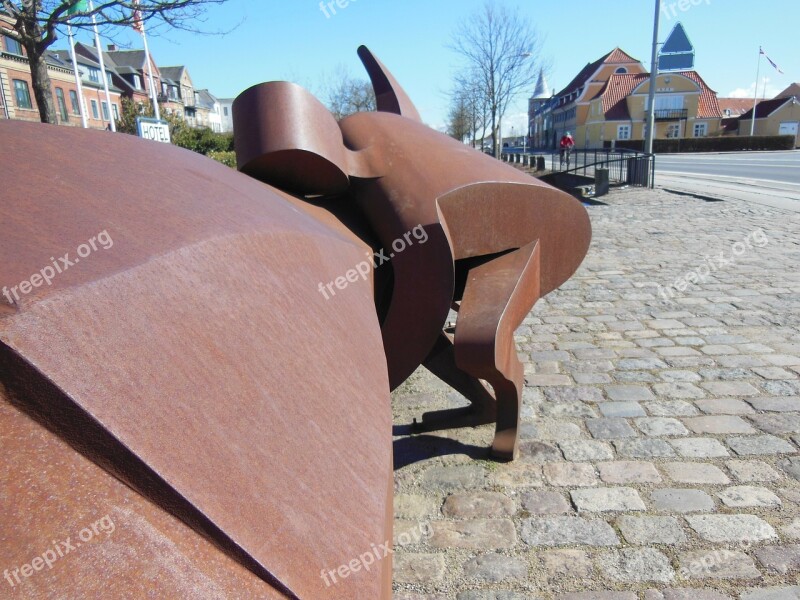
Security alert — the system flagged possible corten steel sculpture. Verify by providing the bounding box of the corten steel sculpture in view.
[0,46,589,599]
[0,122,393,599]
[234,46,592,461]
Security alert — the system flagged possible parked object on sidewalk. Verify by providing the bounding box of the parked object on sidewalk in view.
[595,168,610,197]
[233,46,592,461]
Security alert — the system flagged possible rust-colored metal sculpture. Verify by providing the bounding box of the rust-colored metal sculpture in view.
[0,121,393,599]
[0,45,589,599]
[234,46,592,460]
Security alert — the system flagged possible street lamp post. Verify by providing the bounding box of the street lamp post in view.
[645,0,662,156]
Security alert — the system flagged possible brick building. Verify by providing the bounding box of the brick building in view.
[1,14,224,134]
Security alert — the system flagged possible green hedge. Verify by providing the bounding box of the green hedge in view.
[172,127,234,155]
[606,135,794,153]
[207,151,237,169]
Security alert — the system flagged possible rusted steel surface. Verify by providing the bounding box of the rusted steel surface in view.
[233,46,592,460]
[0,121,393,599]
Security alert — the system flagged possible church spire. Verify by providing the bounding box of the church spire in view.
[533,68,549,98]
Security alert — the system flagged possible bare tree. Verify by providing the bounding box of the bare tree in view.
[452,69,490,148]
[1,0,229,124]
[446,92,470,143]
[451,2,543,157]
[322,65,376,121]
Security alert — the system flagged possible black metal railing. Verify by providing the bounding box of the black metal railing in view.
[653,109,688,121]
[500,148,656,189]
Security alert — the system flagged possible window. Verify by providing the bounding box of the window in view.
[90,99,99,119]
[223,106,229,117]
[617,125,631,140]
[69,90,80,115]
[13,80,32,109]
[55,87,69,122]
[112,103,119,121]
[693,122,708,137]
[615,67,628,74]
[646,95,685,111]
[4,35,23,55]
[132,75,142,90]
[667,123,681,138]
[101,101,109,121]
[657,96,683,111]
[88,68,100,83]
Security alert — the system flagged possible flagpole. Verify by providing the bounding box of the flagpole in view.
[87,0,116,132]
[67,24,89,129]
[750,48,761,136]
[139,19,161,121]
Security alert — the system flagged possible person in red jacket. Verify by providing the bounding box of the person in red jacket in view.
[559,132,575,168]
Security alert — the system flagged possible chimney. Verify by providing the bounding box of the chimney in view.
[107,44,117,52]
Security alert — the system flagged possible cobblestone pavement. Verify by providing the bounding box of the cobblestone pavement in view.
[391,187,800,600]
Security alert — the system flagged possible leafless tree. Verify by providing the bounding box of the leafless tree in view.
[1,0,230,124]
[321,65,376,121]
[451,1,543,157]
[446,92,470,143]
[451,69,490,148]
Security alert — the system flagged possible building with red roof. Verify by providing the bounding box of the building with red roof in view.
[581,69,723,148]
[534,44,735,149]
[738,95,799,146]
[536,48,646,149]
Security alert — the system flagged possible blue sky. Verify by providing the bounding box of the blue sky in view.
[65,0,799,132]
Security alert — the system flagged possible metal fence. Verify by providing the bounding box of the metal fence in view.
[500,148,656,189]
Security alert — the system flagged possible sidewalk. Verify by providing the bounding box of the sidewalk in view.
[656,173,800,213]
[392,187,800,599]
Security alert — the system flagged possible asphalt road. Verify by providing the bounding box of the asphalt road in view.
[655,150,800,185]
[653,150,800,212]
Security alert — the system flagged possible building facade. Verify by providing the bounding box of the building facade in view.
[548,48,647,150]
[739,94,799,146]
[1,14,224,134]
[2,22,121,129]
[195,89,223,132]
[159,65,196,120]
[584,71,722,148]
[219,98,234,133]
[528,69,552,150]
[537,46,740,149]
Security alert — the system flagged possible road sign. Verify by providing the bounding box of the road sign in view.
[136,117,171,144]
[658,23,695,72]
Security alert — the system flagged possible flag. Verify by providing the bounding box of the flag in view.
[66,0,89,15]
[760,47,784,75]
[132,0,144,33]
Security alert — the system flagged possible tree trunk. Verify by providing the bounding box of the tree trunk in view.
[491,111,497,158]
[27,47,58,124]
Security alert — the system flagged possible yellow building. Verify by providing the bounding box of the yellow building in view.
[583,71,722,149]
[550,48,646,149]
[738,92,799,147]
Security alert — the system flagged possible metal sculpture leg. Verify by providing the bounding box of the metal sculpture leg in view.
[417,332,497,430]
[454,241,542,460]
